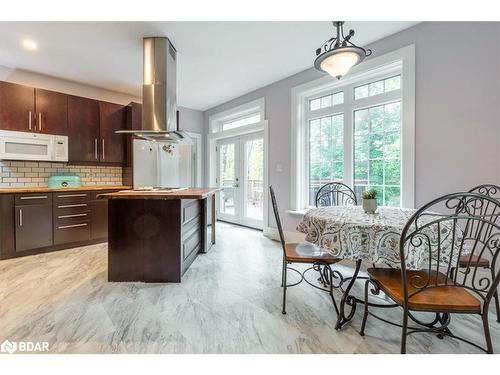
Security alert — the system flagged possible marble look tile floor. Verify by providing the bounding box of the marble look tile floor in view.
[0,222,499,354]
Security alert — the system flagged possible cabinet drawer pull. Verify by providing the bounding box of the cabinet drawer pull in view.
[58,213,88,219]
[57,194,87,198]
[57,203,87,208]
[58,223,88,229]
[20,195,48,200]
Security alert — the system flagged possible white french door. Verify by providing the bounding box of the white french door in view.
[216,132,264,229]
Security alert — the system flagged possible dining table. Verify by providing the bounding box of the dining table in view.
[297,205,461,330]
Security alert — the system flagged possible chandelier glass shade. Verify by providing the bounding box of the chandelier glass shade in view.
[314,22,372,79]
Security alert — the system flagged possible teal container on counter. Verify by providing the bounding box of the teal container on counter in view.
[47,175,82,189]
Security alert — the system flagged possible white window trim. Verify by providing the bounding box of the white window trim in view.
[207,98,269,230]
[290,44,415,210]
[209,97,265,133]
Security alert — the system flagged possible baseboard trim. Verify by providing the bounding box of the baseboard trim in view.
[263,226,306,243]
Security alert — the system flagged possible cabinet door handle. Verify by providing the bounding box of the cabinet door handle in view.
[58,223,88,229]
[38,112,42,132]
[58,213,88,219]
[20,195,48,200]
[57,203,87,208]
[28,111,32,131]
[19,208,23,227]
[57,194,87,198]
[94,139,98,160]
[102,139,105,160]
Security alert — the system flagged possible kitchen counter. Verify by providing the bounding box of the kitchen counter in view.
[98,187,219,200]
[104,187,218,283]
[0,185,131,194]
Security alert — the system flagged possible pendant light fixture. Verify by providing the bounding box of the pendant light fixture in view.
[314,21,372,80]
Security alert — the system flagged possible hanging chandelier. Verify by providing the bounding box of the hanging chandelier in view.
[314,21,372,80]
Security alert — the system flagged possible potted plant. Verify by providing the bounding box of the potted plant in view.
[362,188,378,214]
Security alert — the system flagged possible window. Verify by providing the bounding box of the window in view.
[292,45,415,210]
[221,112,261,131]
[209,98,265,133]
[353,102,401,206]
[354,75,401,100]
[308,114,344,205]
[309,92,344,111]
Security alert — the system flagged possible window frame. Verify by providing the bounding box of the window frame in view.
[209,97,265,133]
[291,45,415,211]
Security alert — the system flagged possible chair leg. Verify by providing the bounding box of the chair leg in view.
[401,307,409,354]
[327,265,339,316]
[359,279,371,336]
[281,258,286,287]
[282,262,288,315]
[490,267,500,323]
[494,290,500,324]
[482,310,493,353]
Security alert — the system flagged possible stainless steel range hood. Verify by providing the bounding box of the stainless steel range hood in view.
[116,37,190,142]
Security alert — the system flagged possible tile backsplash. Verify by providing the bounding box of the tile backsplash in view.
[0,161,122,188]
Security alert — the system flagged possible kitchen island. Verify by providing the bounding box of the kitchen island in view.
[99,188,218,283]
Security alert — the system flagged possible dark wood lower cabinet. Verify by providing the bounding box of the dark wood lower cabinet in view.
[91,200,108,240]
[0,189,120,260]
[15,200,53,252]
[107,197,211,283]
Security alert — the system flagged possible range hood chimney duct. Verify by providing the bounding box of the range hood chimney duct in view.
[116,37,190,142]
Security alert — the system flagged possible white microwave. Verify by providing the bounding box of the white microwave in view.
[0,130,68,162]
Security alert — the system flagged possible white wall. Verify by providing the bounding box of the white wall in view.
[204,22,500,232]
[0,65,142,104]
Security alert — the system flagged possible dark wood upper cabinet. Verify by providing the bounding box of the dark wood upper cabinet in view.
[99,101,125,164]
[0,80,127,165]
[0,81,35,132]
[68,95,100,163]
[35,89,68,135]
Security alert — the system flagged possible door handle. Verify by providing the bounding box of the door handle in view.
[94,139,98,160]
[19,208,23,227]
[38,112,42,132]
[101,139,105,160]
[28,111,32,131]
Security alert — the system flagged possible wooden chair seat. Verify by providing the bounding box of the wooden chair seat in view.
[284,242,341,264]
[458,254,490,268]
[367,268,481,313]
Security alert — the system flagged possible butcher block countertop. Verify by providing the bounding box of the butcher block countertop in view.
[0,185,130,194]
[98,187,220,200]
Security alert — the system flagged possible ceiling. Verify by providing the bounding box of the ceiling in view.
[0,22,418,111]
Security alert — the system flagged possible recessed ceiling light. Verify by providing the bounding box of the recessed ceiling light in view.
[21,38,38,51]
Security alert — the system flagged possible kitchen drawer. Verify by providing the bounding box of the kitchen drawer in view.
[54,191,90,205]
[54,201,90,213]
[55,212,90,226]
[54,221,91,245]
[182,199,201,225]
[182,226,201,262]
[15,193,53,206]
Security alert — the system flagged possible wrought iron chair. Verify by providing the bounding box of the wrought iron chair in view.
[269,185,342,314]
[359,192,500,353]
[315,182,357,207]
[455,184,500,323]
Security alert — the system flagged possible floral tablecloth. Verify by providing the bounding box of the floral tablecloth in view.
[297,206,461,270]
